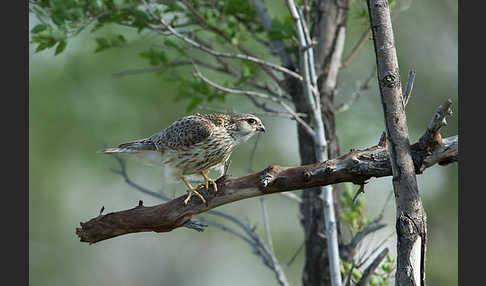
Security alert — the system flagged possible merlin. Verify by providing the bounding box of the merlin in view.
[101,113,265,205]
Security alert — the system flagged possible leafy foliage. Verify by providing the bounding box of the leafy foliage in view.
[339,184,393,285]
[340,183,371,232]
[175,77,226,112]
[29,0,278,110]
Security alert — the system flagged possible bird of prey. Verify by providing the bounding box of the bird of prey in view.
[101,113,265,205]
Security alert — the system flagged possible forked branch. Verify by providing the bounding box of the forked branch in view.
[76,101,457,244]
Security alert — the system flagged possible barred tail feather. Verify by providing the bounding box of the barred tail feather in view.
[97,147,137,154]
[98,140,156,154]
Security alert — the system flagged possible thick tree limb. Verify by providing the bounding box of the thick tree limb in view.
[76,133,457,244]
[366,1,428,285]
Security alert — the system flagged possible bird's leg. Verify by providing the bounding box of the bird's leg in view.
[181,177,207,205]
[200,170,218,192]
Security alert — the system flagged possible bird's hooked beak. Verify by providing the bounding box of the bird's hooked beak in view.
[257,124,266,133]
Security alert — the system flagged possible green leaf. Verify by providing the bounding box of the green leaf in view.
[139,48,167,66]
[386,253,394,263]
[94,37,110,53]
[186,96,203,111]
[35,43,49,53]
[111,34,126,46]
[54,40,67,55]
[381,263,392,273]
[31,24,49,34]
[352,268,363,280]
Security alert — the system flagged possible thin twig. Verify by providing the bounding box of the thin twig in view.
[343,261,356,286]
[335,67,376,113]
[197,105,307,120]
[192,64,316,138]
[403,69,416,106]
[260,198,275,253]
[279,192,303,203]
[158,18,303,81]
[112,59,224,78]
[109,153,171,201]
[286,241,305,267]
[341,28,371,69]
[356,248,389,286]
[249,0,294,68]
[356,231,394,268]
[352,184,365,205]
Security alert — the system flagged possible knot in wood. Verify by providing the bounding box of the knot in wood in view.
[303,169,312,181]
[397,214,418,238]
[374,0,389,8]
[381,72,400,88]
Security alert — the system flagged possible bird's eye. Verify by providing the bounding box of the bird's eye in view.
[247,118,256,124]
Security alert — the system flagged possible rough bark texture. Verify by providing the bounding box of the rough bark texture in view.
[297,1,350,285]
[76,132,456,248]
[366,1,428,285]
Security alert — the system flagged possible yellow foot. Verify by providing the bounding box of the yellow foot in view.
[201,172,219,192]
[183,188,207,205]
[181,177,207,206]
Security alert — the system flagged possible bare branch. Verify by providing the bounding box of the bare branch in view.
[343,261,356,286]
[341,28,371,69]
[158,18,303,81]
[286,241,305,267]
[197,105,307,121]
[249,0,294,68]
[260,198,290,286]
[192,64,316,138]
[109,153,171,201]
[78,128,457,243]
[418,99,453,150]
[335,67,376,113]
[108,148,290,284]
[355,248,390,286]
[279,192,303,203]
[422,135,458,169]
[287,2,342,286]
[357,231,394,268]
[403,69,416,106]
[178,0,283,84]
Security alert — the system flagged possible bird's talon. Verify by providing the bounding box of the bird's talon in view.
[184,189,207,205]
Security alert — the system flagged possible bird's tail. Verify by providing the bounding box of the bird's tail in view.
[98,140,157,154]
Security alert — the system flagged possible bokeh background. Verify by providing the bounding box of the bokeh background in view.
[29,1,458,285]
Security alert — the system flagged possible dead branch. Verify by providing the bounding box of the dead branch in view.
[355,248,390,286]
[77,129,457,244]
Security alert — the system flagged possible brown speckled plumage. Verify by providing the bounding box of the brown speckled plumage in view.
[101,113,265,204]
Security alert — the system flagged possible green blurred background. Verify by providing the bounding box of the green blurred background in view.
[29,1,457,285]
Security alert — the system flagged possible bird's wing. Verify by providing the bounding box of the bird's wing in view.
[149,114,215,150]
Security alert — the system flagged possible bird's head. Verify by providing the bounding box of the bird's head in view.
[228,113,265,143]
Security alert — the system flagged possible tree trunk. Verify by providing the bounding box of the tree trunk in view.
[296,0,351,285]
[366,1,427,285]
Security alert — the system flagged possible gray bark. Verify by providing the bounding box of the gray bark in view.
[366,1,427,285]
[296,1,350,285]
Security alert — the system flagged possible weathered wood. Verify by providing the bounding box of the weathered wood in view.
[76,134,457,244]
[366,1,428,285]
